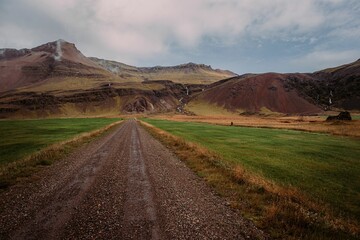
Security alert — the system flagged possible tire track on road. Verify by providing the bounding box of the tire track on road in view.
[121,122,161,239]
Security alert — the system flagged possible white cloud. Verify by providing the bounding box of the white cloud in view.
[0,23,38,48]
[0,0,359,69]
[292,50,360,71]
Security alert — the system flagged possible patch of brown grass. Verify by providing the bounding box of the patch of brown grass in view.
[0,120,122,189]
[152,114,360,137]
[141,121,359,239]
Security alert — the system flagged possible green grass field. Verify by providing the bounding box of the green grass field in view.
[0,118,120,165]
[143,119,360,221]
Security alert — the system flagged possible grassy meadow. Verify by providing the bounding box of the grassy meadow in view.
[0,118,120,165]
[143,119,360,234]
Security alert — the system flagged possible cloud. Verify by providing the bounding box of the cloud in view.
[292,50,360,71]
[0,0,359,70]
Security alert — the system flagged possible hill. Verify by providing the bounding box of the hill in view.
[187,73,321,115]
[187,60,360,115]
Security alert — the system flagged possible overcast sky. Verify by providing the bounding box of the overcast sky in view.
[1,0,359,74]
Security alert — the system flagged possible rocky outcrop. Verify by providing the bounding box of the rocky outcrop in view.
[0,48,31,60]
[140,62,212,72]
[326,111,352,121]
[124,97,154,113]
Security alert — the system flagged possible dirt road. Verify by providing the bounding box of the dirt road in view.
[0,120,265,239]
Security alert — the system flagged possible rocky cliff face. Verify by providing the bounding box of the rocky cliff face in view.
[0,80,204,118]
[283,59,360,110]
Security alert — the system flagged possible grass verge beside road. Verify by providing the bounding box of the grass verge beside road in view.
[142,118,360,239]
[0,118,121,189]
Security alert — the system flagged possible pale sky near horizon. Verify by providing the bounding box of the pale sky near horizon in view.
[1,0,359,74]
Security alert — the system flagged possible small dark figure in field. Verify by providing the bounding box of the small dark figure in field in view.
[230,122,233,126]
[326,111,352,121]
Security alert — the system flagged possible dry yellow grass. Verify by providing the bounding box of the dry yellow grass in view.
[18,76,165,94]
[153,114,360,137]
[139,70,232,84]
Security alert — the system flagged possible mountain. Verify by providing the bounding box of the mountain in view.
[0,40,113,92]
[0,40,359,118]
[90,57,237,84]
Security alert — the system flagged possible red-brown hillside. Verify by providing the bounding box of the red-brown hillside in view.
[194,73,321,114]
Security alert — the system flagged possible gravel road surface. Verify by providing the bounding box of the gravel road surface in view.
[0,120,265,239]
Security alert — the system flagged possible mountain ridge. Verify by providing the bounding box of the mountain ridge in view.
[89,57,237,84]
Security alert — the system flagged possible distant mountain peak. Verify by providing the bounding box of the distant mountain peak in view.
[32,39,74,51]
[178,62,212,70]
[0,40,73,60]
[29,39,81,62]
